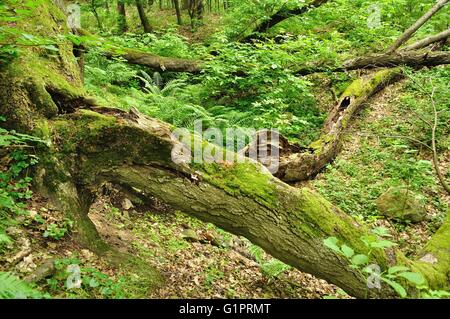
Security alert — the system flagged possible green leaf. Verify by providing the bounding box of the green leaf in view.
[381,278,407,298]
[371,226,392,238]
[41,45,59,52]
[0,233,12,245]
[21,33,35,41]
[323,237,340,253]
[89,278,99,288]
[340,244,354,258]
[351,254,369,266]
[397,272,425,286]
[0,272,43,299]
[370,240,397,249]
[388,266,410,274]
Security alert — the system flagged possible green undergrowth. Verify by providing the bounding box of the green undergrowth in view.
[313,67,449,230]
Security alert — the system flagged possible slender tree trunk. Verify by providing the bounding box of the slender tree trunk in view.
[173,0,183,25]
[196,0,204,20]
[401,28,450,51]
[117,1,128,33]
[136,0,152,33]
[242,0,330,42]
[90,1,104,31]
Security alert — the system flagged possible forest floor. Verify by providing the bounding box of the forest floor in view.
[2,78,447,299]
[0,191,346,299]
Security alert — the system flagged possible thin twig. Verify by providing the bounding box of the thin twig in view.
[430,87,450,194]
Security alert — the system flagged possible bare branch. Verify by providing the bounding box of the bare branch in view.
[430,87,450,194]
[402,28,450,51]
[387,0,449,53]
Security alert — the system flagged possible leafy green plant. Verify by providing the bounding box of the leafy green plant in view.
[0,121,45,247]
[136,70,187,97]
[0,272,45,299]
[43,219,73,240]
[204,265,225,288]
[323,226,448,299]
[47,257,126,299]
[249,244,291,279]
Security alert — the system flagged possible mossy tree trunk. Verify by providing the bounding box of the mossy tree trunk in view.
[274,69,404,182]
[1,0,448,298]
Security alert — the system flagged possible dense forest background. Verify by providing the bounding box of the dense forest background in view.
[0,0,449,299]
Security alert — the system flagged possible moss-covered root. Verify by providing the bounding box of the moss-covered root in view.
[34,167,109,255]
[275,68,403,182]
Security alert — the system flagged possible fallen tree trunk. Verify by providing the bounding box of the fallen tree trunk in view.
[273,68,403,182]
[72,29,203,74]
[241,0,330,42]
[1,0,449,299]
[103,48,203,73]
[294,50,450,75]
[103,48,450,77]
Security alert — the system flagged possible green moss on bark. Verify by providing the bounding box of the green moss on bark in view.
[195,162,279,208]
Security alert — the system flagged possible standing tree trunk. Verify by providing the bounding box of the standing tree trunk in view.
[90,0,104,31]
[173,0,183,25]
[136,0,153,33]
[117,0,128,33]
[196,0,204,21]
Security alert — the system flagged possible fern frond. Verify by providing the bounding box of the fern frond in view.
[0,272,43,299]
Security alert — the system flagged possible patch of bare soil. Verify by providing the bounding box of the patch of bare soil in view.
[87,194,346,299]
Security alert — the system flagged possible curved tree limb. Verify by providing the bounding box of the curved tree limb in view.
[430,88,450,194]
[387,0,449,53]
[294,50,450,75]
[273,68,403,182]
[401,28,450,52]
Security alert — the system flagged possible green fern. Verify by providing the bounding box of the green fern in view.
[249,245,291,279]
[0,272,43,299]
[137,71,186,97]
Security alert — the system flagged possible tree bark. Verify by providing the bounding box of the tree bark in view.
[117,1,128,33]
[103,48,202,73]
[272,69,403,182]
[401,28,450,51]
[90,1,104,31]
[99,48,450,76]
[173,0,183,25]
[136,0,153,33]
[387,0,449,53]
[294,50,450,75]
